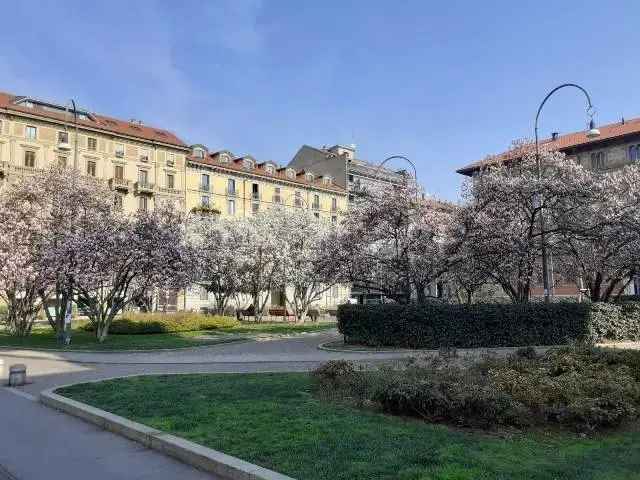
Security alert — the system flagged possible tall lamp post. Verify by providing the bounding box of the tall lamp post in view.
[65,99,79,169]
[534,83,600,303]
[375,155,419,199]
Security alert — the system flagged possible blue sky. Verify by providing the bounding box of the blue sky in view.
[2,1,639,200]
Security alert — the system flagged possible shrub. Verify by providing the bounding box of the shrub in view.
[82,312,239,335]
[338,302,640,349]
[312,346,640,432]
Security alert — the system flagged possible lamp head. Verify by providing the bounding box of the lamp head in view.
[586,118,600,139]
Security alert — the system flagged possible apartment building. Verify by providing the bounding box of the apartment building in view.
[186,144,347,221]
[288,144,410,204]
[0,91,189,213]
[456,116,640,298]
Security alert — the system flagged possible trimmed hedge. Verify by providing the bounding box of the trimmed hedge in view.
[337,302,640,349]
[82,312,239,335]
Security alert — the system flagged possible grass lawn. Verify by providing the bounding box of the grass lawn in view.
[57,373,640,480]
[0,322,335,351]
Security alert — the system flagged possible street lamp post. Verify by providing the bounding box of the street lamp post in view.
[534,83,600,303]
[375,155,419,199]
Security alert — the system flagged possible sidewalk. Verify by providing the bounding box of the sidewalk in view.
[0,388,214,479]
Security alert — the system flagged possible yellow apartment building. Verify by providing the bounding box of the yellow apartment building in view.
[0,91,189,213]
[186,145,347,221]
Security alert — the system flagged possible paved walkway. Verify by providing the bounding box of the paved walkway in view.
[0,388,215,479]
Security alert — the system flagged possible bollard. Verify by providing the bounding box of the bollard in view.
[8,364,27,387]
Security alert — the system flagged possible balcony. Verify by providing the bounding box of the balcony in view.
[251,192,261,202]
[199,183,210,192]
[135,181,155,195]
[272,195,282,204]
[225,187,237,197]
[312,202,321,211]
[158,186,181,195]
[294,198,303,208]
[109,177,130,192]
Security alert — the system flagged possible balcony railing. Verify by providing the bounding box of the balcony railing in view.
[272,195,282,204]
[294,198,303,207]
[109,177,130,192]
[251,192,261,201]
[135,181,155,194]
[225,187,237,197]
[312,203,321,210]
[158,186,181,195]
[200,183,210,192]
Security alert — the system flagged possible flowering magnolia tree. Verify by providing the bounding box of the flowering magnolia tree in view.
[234,209,287,322]
[74,204,192,341]
[189,214,244,315]
[278,209,341,322]
[329,182,454,303]
[552,164,640,301]
[0,183,48,336]
[459,144,593,303]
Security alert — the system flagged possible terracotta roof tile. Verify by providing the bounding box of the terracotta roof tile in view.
[457,116,640,176]
[0,91,187,148]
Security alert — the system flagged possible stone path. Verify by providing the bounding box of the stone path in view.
[0,387,215,479]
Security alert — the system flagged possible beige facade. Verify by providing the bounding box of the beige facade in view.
[0,95,189,213]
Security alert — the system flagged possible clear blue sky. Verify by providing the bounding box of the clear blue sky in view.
[2,1,639,200]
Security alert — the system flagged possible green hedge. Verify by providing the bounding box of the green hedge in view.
[337,302,640,349]
[82,312,239,335]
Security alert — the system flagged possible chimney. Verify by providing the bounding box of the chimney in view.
[551,132,559,141]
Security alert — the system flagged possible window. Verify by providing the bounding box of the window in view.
[166,173,175,189]
[87,160,96,177]
[139,149,149,162]
[252,202,260,214]
[348,194,355,202]
[193,147,204,159]
[313,194,320,210]
[167,153,175,166]
[286,168,296,179]
[201,174,210,191]
[87,137,97,151]
[266,165,274,175]
[200,286,209,301]
[243,158,253,169]
[138,196,148,212]
[138,169,148,185]
[331,285,339,298]
[201,195,210,207]
[306,172,314,182]
[26,125,37,140]
[331,197,337,211]
[252,183,259,200]
[227,178,236,195]
[57,131,69,144]
[348,174,354,183]
[227,199,235,215]
[314,212,320,219]
[57,156,67,168]
[629,145,640,163]
[0,119,3,133]
[24,151,36,168]
[331,215,337,223]
[114,165,124,180]
[114,194,124,210]
[590,151,606,170]
[115,143,125,158]
[273,187,281,204]
[294,191,303,207]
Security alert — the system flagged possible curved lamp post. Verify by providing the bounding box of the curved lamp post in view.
[64,99,79,170]
[534,83,599,303]
[375,155,419,199]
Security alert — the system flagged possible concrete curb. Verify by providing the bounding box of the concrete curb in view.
[0,336,249,354]
[40,388,295,480]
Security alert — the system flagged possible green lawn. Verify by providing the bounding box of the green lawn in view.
[57,373,640,480]
[0,322,335,351]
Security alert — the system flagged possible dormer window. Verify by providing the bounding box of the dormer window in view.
[286,168,296,179]
[243,158,254,170]
[266,165,275,175]
[220,154,230,163]
[193,148,205,159]
[305,172,314,182]
[323,176,333,185]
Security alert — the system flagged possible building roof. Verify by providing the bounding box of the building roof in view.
[0,91,187,148]
[456,116,640,176]
[188,152,347,194]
